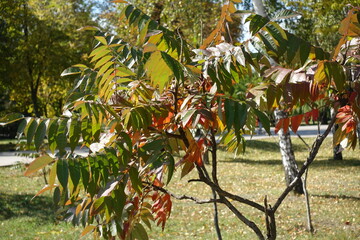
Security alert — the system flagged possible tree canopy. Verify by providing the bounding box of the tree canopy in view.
[0,0,97,117]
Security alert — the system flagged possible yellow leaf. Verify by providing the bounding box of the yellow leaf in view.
[228,2,237,14]
[145,51,173,93]
[314,61,327,85]
[95,36,107,45]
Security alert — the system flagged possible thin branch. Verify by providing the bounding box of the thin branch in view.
[149,183,222,204]
[273,115,336,212]
[302,168,314,233]
[296,133,311,150]
[198,175,265,212]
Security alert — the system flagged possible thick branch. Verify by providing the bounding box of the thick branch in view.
[222,197,265,240]
[273,115,336,212]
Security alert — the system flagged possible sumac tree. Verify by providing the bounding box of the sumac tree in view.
[1,1,359,239]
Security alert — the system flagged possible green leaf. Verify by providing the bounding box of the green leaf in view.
[61,67,82,77]
[0,113,23,126]
[299,41,311,65]
[68,159,81,190]
[17,118,27,138]
[166,154,175,185]
[224,99,234,130]
[132,223,149,240]
[69,118,81,152]
[129,167,142,195]
[124,4,135,19]
[161,51,183,81]
[24,155,54,176]
[56,119,68,154]
[141,139,165,152]
[57,159,69,189]
[253,109,271,134]
[271,9,301,21]
[234,102,247,132]
[48,120,59,154]
[34,120,47,151]
[25,119,38,146]
[91,197,106,215]
[246,14,269,35]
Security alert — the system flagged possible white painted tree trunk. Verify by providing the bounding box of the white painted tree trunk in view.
[275,110,304,194]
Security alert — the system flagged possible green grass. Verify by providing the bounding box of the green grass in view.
[0,137,359,239]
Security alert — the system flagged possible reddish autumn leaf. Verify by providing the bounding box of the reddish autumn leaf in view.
[283,118,290,134]
[275,118,283,134]
[291,114,304,133]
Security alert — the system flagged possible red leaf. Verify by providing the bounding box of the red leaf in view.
[283,118,290,134]
[311,109,319,121]
[291,114,303,133]
[275,118,283,134]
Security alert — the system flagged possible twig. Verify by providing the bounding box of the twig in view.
[148,182,222,204]
[302,168,314,233]
[296,133,311,150]
[198,175,266,212]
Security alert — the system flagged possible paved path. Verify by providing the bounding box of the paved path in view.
[0,148,89,167]
[0,125,331,167]
[244,124,331,140]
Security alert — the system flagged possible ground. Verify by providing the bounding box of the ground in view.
[0,137,359,239]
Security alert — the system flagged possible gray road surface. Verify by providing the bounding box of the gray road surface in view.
[0,125,331,167]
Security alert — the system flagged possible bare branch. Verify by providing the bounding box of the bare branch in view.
[148,182,222,204]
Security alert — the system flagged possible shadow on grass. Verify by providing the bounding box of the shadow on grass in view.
[224,140,310,153]
[220,158,360,168]
[312,194,360,201]
[0,193,54,222]
[244,140,280,152]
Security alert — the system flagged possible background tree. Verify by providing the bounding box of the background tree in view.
[99,0,242,46]
[0,0,97,117]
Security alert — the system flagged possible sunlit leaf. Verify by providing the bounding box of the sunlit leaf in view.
[24,155,54,176]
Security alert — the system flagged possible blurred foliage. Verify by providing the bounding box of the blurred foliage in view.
[99,0,242,46]
[0,0,97,117]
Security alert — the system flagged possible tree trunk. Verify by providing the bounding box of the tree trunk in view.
[252,0,303,194]
[275,110,304,194]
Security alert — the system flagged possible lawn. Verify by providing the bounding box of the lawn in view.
[0,137,359,239]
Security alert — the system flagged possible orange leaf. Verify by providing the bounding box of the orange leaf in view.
[291,114,303,133]
[32,184,58,200]
[80,225,96,237]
